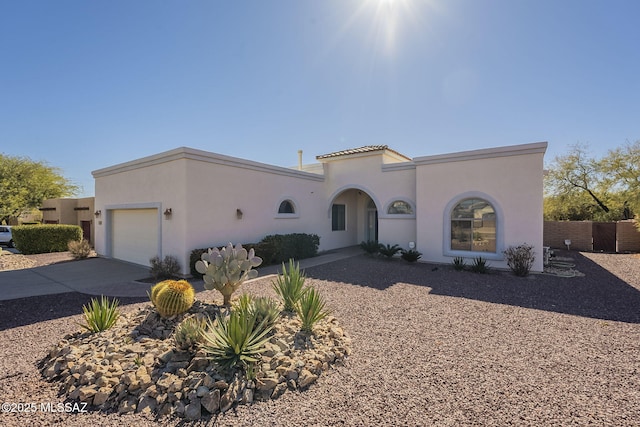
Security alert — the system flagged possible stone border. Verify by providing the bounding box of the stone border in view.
[40,300,351,420]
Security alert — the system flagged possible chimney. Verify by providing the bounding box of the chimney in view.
[298,150,303,170]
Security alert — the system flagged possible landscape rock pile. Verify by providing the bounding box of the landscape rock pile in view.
[40,300,351,420]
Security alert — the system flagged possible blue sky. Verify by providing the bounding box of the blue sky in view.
[2,0,639,197]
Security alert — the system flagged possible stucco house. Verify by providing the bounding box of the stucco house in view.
[92,142,547,275]
[40,197,96,246]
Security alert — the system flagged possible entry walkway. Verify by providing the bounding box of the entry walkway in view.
[0,246,363,301]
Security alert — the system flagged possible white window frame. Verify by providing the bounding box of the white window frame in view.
[443,192,504,260]
[274,197,300,219]
[382,198,416,219]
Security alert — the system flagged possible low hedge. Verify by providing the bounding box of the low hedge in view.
[189,233,320,278]
[12,224,83,255]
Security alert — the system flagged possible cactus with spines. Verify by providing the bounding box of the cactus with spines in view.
[195,243,262,305]
[149,280,196,318]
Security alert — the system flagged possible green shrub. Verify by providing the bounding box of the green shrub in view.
[260,233,320,264]
[202,310,273,371]
[150,255,181,280]
[400,249,422,262]
[189,233,320,277]
[79,295,120,333]
[470,256,490,273]
[296,287,331,333]
[503,244,535,276]
[12,224,82,254]
[452,256,466,271]
[68,239,92,259]
[360,240,379,256]
[378,243,401,258]
[272,259,308,312]
[174,317,207,351]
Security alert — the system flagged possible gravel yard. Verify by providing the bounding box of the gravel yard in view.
[1,251,639,426]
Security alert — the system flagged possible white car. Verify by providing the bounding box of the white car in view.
[0,226,14,247]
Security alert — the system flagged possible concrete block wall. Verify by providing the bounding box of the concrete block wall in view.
[616,220,640,252]
[543,221,593,251]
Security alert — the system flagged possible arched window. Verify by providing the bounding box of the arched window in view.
[387,200,414,215]
[278,200,295,214]
[450,198,496,253]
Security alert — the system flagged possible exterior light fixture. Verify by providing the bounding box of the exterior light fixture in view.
[94,210,101,217]
[164,208,172,218]
[564,239,571,250]
[236,209,243,219]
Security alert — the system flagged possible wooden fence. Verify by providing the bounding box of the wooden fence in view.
[543,220,640,252]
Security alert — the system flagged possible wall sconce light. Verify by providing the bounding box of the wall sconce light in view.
[236,208,243,219]
[564,239,571,250]
[94,210,101,217]
[164,208,173,218]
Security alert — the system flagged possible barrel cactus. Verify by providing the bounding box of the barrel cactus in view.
[150,280,196,318]
[195,243,262,305]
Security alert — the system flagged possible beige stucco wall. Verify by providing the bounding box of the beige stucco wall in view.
[93,142,546,274]
[320,154,417,251]
[415,143,547,272]
[94,148,327,275]
[40,197,95,245]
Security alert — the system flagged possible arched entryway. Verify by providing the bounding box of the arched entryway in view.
[327,186,379,248]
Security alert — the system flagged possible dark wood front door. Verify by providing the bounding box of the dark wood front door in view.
[81,220,92,244]
[592,222,616,252]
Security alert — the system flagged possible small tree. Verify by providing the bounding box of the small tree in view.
[0,154,78,224]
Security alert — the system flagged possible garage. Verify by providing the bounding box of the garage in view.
[110,208,159,266]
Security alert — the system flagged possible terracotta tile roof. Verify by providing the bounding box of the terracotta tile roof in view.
[316,145,410,160]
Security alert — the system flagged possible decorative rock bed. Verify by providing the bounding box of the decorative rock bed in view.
[39,300,351,420]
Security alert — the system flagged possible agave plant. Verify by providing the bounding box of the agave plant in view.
[79,295,120,333]
[296,287,331,333]
[201,310,273,370]
[174,316,207,351]
[272,259,308,312]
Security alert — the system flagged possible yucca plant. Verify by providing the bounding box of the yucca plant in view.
[202,311,273,370]
[296,287,331,333]
[378,243,401,259]
[470,256,490,274]
[272,259,307,312]
[233,294,280,331]
[79,295,120,333]
[452,256,466,271]
[174,316,207,351]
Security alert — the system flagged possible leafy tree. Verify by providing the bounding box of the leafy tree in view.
[545,143,610,215]
[545,141,640,222]
[599,140,640,219]
[0,154,78,224]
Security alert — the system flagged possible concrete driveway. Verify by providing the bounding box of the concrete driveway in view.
[0,257,152,301]
[0,246,363,301]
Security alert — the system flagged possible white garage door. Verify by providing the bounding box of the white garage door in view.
[111,209,159,266]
